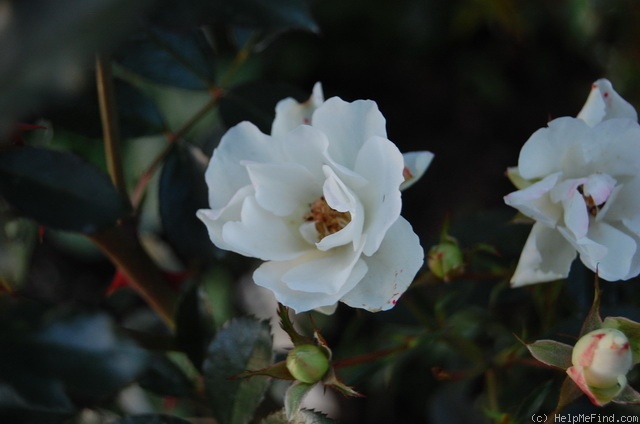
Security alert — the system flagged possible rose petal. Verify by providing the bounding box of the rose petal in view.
[281,125,330,183]
[206,122,277,209]
[583,173,617,206]
[271,82,324,139]
[510,222,577,287]
[547,178,592,241]
[253,251,368,313]
[341,217,423,312]
[197,185,254,254]
[504,173,563,227]
[400,151,434,191]
[314,304,338,315]
[586,119,640,176]
[247,162,320,217]
[518,118,590,180]
[282,245,365,295]
[577,79,638,127]
[579,222,636,281]
[354,136,404,255]
[317,166,364,251]
[312,97,387,169]
[222,196,309,261]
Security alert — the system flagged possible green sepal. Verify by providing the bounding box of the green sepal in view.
[285,381,315,420]
[526,339,573,370]
[613,383,640,405]
[506,167,532,190]
[234,360,295,381]
[277,304,314,347]
[602,316,640,365]
[588,381,624,406]
[579,274,603,337]
[322,368,364,398]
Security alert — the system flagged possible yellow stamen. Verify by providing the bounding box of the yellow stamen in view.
[303,196,351,240]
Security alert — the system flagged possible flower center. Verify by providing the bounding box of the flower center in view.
[303,196,351,240]
[577,185,606,217]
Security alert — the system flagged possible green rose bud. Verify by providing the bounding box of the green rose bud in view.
[286,345,330,384]
[427,238,464,282]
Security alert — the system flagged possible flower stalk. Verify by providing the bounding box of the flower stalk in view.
[94,53,178,331]
[95,53,127,198]
[88,225,178,331]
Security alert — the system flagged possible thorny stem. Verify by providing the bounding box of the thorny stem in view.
[88,225,177,331]
[129,31,258,210]
[95,54,127,198]
[131,31,259,210]
[95,54,177,331]
[130,92,222,209]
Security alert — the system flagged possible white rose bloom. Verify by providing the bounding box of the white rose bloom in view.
[505,79,640,286]
[197,83,433,313]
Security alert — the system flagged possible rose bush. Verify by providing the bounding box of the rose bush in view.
[505,79,640,286]
[197,84,433,313]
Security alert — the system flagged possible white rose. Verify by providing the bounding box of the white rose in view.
[197,83,433,313]
[504,79,640,286]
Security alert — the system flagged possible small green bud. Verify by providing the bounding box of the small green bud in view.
[427,238,464,282]
[286,345,330,384]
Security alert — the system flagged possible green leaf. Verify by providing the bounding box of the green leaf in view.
[0,147,131,233]
[114,26,216,90]
[0,304,149,415]
[211,0,319,33]
[116,414,192,424]
[513,380,553,423]
[219,82,308,133]
[526,340,573,370]
[603,316,640,365]
[285,381,314,420]
[159,144,214,262]
[203,317,273,424]
[150,0,317,34]
[116,80,168,138]
[175,279,216,370]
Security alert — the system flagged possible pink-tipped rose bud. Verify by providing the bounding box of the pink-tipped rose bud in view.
[567,327,634,405]
[571,328,632,388]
